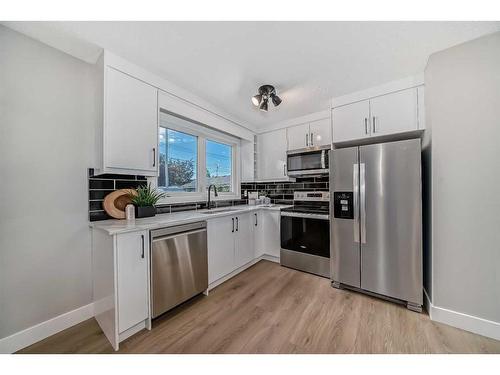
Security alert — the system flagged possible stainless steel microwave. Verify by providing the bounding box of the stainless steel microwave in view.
[286,145,330,177]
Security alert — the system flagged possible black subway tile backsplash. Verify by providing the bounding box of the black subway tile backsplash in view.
[115,180,147,189]
[88,167,330,222]
[242,175,329,205]
[89,190,113,200]
[89,179,115,190]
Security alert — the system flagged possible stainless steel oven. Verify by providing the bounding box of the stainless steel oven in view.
[286,145,330,177]
[280,191,330,278]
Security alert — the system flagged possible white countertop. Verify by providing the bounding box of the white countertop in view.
[90,204,292,235]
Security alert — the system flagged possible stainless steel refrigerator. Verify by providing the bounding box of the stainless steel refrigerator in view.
[329,138,422,312]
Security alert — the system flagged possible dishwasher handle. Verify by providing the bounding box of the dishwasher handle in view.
[151,221,206,239]
[151,228,207,243]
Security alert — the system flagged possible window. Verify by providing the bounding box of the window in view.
[157,111,239,202]
[158,128,198,192]
[206,140,232,192]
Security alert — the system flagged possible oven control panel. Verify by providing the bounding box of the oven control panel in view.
[293,191,330,201]
[333,192,354,219]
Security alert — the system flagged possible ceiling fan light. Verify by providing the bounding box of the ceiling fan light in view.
[271,94,282,106]
[259,99,268,112]
[251,94,262,106]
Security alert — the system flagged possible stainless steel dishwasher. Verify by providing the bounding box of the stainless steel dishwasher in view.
[150,221,208,318]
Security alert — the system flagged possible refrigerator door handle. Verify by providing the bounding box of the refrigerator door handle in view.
[353,163,360,243]
[360,163,366,244]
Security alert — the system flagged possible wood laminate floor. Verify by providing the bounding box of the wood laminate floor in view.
[18,260,500,354]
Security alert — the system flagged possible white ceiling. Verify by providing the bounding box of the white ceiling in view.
[4,21,500,130]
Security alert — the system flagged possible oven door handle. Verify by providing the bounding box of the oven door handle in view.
[280,211,330,220]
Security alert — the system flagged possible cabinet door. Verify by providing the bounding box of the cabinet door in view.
[309,118,332,147]
[207,216,235,283]
[116,231,149,333]
[262,211,281,259]
[241,139,255,182]
[332,100,370,143]
[287,123,310,150]
[234,213,255,268]
[105,67,158,175]
[369,88,418,136]
[253,211,264,258]
[257,129,288,180]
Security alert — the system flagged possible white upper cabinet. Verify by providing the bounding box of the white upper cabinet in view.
[104,67,158,176]
[287,123,310,150]
[240,138,255,182]
[331,76,424,144]
[257,128,288,180]
[309,117,332,147]
[332,100,371,142]
[286,118,331,150]
[369,88,418,137]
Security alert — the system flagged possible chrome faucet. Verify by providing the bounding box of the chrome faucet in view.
[207,184,218,209]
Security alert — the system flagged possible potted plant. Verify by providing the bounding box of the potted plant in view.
[129,184,166,218]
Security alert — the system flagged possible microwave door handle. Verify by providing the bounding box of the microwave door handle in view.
[321,150,326,169]
[353,163,360,243]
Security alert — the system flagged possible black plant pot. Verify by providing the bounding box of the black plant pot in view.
[135,205,156,218]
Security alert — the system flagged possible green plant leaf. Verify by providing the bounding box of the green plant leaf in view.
[128,183,166,207]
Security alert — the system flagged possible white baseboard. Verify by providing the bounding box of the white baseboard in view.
[208,254,279,291]
[0,303,94,354]
[424,289,500,341]
[260,254,280,263]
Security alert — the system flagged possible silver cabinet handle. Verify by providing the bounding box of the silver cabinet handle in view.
[232,218,234,233]
[141,234,145,259]
[283,164,286,176]
[235,217,239,232]
[353,164,360,243]
[254,213,257,226]
[310,132,314,146]
[372,116,377,133]
[153,148,156,167]
[364,118,368,134]
[306,133,308,147]
[360,163,366,244]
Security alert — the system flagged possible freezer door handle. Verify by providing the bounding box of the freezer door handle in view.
[353,163,360,243]
[360,163,366,244]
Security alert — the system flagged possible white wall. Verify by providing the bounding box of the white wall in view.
[0,26,96,339]
[425,31,500,324]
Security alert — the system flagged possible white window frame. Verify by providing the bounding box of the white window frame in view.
[153,111,241,205]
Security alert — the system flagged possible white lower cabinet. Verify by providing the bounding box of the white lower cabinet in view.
[261,210,281,259]
[234,213,255,268]
[92,228,150,351]
[93,208,283,350]
[116,231,149,334]
[207,215,237,283]
[253,211,264,258]
[207,209,281,285]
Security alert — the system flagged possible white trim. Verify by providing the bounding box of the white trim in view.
[331,74,425,108]
[424,289,500,341]
[256,110,330,134]
[0,303,94,354]
[156,111,241,204]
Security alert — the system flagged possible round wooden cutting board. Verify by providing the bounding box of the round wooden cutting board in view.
[103,189,137,219]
